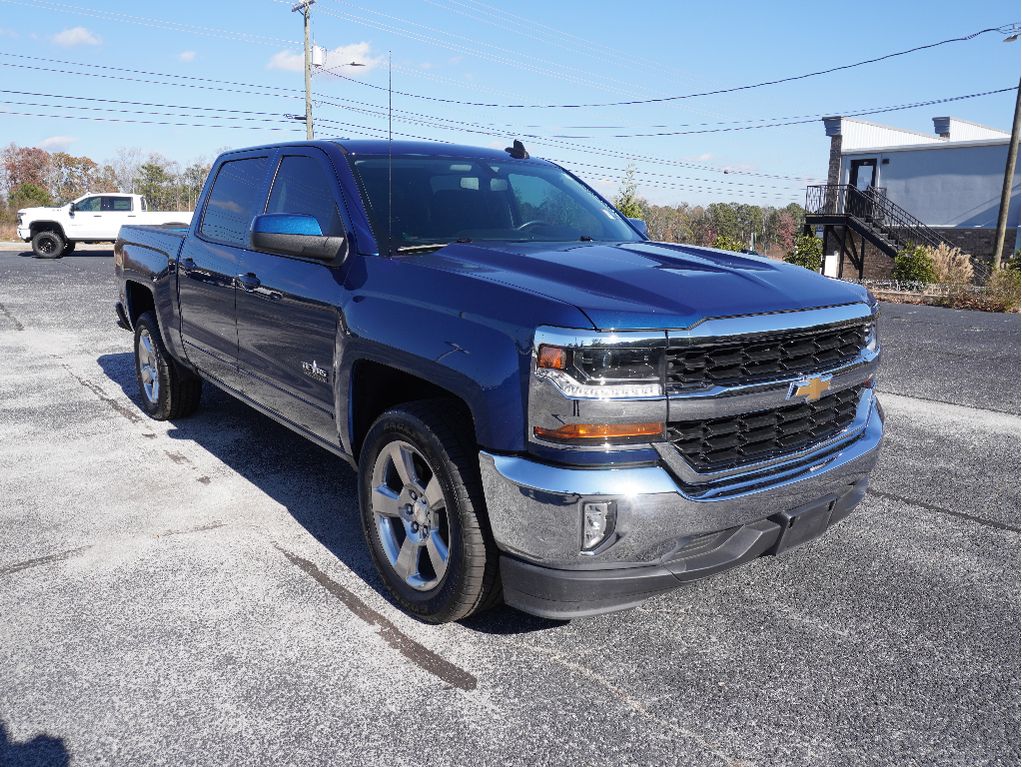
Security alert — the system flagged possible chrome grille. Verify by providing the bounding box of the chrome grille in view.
[669,386,863,472]
[666,322,869,392]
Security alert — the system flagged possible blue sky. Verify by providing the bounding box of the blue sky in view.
[0,0,1018,207]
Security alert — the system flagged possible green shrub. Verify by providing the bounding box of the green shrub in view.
[784,234,823,271]
[985,264,1021,313]
[892,243,936,286]
[712,234,745,252]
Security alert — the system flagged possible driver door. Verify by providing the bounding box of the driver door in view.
[66,195,102,239]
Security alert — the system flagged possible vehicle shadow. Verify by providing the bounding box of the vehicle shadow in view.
[11,248,114,259]
[96,352,562,635]
[0,721,70,767]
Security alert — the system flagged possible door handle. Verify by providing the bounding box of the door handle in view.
[237,272,261,292]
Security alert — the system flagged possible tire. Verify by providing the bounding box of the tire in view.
[133,310,202,420]
[358,400,500,623]
[32,230,65,259]
[62,241,76,256]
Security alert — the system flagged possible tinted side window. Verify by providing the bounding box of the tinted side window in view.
[265,155,343,236]
[76,197,101,212]
[200,157,270,246]
[102,196,132,212]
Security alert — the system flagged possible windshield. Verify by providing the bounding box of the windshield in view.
[349,155,642,252]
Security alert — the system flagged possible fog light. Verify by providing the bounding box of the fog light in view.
[581,500,616,551]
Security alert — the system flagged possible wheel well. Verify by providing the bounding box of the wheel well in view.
[350,360,475,460]
[124,281,155,327]
[29,222,65,239]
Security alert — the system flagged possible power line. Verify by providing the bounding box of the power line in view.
[0,0,299,46]
[313,25,1019,108]
[0,53,807,181]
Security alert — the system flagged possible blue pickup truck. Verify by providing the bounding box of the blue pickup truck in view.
[114,139,883,622]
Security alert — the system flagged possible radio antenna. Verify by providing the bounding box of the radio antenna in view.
[387,49,393,256]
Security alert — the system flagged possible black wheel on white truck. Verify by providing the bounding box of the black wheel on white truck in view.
[31,230,65,259]
[358,400,501,623]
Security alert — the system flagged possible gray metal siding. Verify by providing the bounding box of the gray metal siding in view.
[841,143,1020,229]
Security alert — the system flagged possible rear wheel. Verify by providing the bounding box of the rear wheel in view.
[358,400,500,623]
[133,310,202,420]
[31,230,65,259]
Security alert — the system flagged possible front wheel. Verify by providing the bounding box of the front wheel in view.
[31,230,65,259]
[358,401,500,623]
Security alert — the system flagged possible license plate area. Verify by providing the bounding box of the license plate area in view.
[769,496,835,555]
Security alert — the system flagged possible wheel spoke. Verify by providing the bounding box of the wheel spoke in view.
[371,485,403,518]
[388,442,420,490]
[426,532,449,581]
[423,474,444,510]
[150,374,160,401]
[393,536,419,582]
[140,334,154,360]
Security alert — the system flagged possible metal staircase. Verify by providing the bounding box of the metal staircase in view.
[804,185,954,276]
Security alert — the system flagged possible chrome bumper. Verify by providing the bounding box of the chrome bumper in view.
[479,392,884,570]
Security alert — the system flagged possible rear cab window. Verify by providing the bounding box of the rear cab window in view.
[101,196,133,212]
[199,156,271,247]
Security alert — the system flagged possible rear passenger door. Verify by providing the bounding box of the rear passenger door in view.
[178,153,271,389]
[235,149,349,445]
[100,195,135,239]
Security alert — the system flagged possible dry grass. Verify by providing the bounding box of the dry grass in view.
[926,242,974,285]
[0,222,18,242]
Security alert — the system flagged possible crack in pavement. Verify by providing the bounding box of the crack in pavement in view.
[527,644,751,767]
[868,489,1020,534]
[0,301,24,331]
[276,545,478,692]
[0,546,93,577]
[0,522,230,579]
[62,364,143,424]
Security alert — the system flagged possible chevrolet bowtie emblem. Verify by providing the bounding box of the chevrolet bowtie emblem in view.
[789,374,832,402]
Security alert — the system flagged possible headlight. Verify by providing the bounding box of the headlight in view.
[530,329,668,448]
[536,343,663,399]
[864,291,880,352]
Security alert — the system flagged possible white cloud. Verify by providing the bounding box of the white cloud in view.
[52,26,101,47]
[268,41,382,78]
[178,50,197,62]
[37,135,77,150]
[0,27,18,38]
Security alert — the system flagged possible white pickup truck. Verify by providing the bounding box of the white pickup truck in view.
[17,193,193,258]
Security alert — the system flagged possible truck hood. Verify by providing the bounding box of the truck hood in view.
[17,205,67,217]
[414,240,869,330]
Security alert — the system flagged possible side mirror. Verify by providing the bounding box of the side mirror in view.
[249,213,347,262]
[627,217,648,237]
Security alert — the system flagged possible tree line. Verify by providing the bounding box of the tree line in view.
[612,166,806,256]
[1,143,215,216]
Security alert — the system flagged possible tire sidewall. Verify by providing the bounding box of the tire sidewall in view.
[133,312,173,419]
[32,231,65,259]
[358,411,470,620]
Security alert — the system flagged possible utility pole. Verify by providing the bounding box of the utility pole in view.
[992,81,1020,270]
[292,0,315,140]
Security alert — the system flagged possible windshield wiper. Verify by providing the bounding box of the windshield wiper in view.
[579,235,594,241]
[393,242,451,253]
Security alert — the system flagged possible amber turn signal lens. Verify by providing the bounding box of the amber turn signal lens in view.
[537,344,568,370]
[534,422,664,441]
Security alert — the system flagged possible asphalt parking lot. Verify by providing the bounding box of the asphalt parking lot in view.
[1,245,1019,767]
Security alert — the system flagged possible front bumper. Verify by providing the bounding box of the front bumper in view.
[17,226,30,241]
[479,393,884,619]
